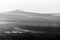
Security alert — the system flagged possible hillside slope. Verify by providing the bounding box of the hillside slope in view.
[0,10,60,34]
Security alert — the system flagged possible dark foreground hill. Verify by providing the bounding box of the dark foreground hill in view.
[0,31,60,40]
[0,25,60,40]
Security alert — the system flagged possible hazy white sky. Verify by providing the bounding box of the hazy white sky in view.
[0,0,60,13]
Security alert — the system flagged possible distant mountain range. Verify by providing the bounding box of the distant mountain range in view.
[8,10,54,16]
[0,9,60,17]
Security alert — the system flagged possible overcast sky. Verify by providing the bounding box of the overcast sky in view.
[0,0,59,13]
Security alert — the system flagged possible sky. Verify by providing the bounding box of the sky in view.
[0,0,60,13]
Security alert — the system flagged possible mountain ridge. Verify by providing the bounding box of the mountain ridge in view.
[8,10,54,16]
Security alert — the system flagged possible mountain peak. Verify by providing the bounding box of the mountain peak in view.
[9,10,22,13]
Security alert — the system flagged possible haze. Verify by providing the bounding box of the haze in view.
[0,0,59,13]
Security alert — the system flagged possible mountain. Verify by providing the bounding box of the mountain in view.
[6,10,60,26]
[1,10,60,27]
[8,10,54,16]
[0,10,60,35]
[9,10,23,13]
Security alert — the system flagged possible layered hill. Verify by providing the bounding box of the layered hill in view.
[0,10,60,34]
